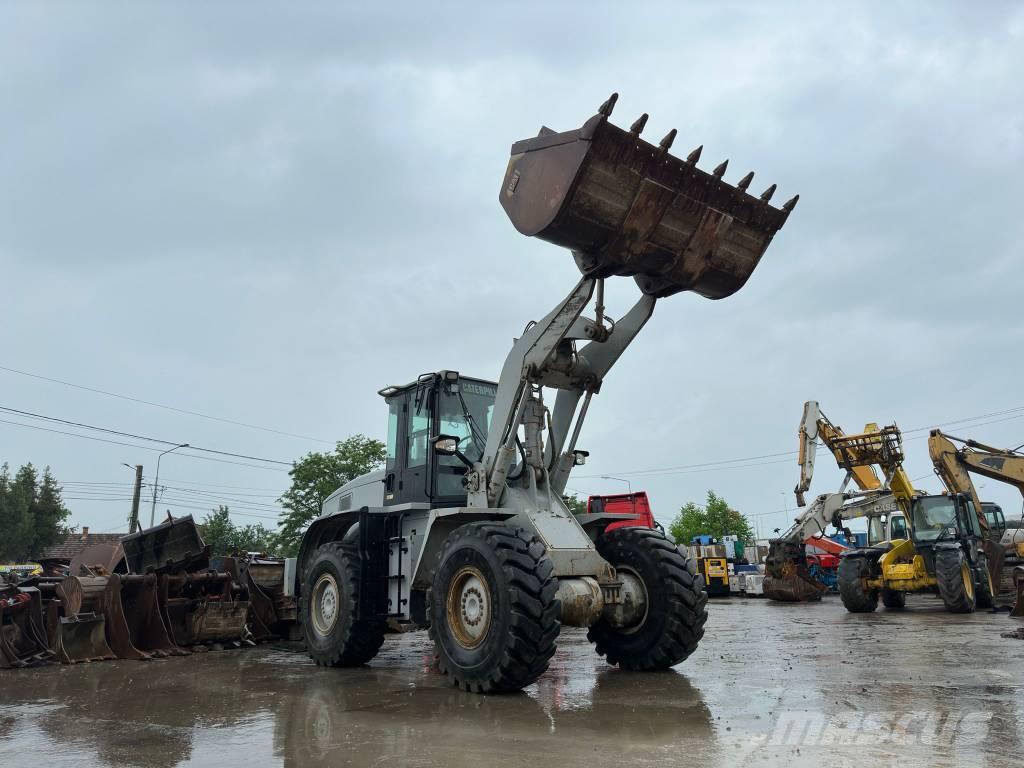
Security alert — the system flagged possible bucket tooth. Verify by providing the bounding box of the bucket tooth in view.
[782,194,800,212]
[499,96,795,300]
[737,171,755,192]
[629,113,649,135]
[598,92,619,117]
[760,184,777,202]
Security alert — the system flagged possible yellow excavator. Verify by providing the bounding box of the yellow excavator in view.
[928,429,1024,616]
[764,401,912,602]
[837,428,999,614]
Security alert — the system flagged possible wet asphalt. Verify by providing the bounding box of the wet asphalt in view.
[1,594,1021,768]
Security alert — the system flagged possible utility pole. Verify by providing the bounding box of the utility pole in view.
[129,465,143,533]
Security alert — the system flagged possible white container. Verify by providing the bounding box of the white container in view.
[744,574,765,596]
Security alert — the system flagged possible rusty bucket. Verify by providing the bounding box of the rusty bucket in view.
[500,93,796,299]
[763,540,826,602]
[0,585,53,668]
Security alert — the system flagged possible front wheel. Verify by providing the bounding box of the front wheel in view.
[429,523,559,693]
[936,548,977,614]
[302,542,387,666]
[975,553,995,610]
[837,555,879,613]
[587,527,708,670]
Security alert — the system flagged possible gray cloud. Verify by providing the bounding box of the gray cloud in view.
[2,2,1022,535]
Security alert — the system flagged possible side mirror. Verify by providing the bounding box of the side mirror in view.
[572,450,589,466]
[433,435,461,456]
[946,526,959,538]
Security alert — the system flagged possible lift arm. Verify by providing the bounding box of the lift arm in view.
[794,400,885,506]
[928,429,1024,534]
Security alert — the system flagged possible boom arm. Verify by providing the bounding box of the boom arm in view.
[778,491,899,545]
[928,429,1024,534]
[794,400,884,506]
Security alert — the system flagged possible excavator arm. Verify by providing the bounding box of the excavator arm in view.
[765,490,899,601]
[928,429,1024,554]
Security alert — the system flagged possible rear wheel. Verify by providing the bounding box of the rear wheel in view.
[587,527,708,670]
[429,523,559,693]
[837,555,879,613]
[975,553,995,610]
[302,542,387,666]
[936,548,977,614]
[881,589,906,610]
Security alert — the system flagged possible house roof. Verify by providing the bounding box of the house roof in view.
[37,530,125,561]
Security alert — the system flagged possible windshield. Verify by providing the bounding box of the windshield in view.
[435,379,496,497]
[912,497,958,542]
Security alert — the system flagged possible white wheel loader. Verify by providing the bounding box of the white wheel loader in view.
[296,94,797,692]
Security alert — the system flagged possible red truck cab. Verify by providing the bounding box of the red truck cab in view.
[586,492,660,532]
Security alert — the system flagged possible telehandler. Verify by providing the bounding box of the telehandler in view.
[295,94,797,692]
[765,401,910,602]
[836,427,999,614]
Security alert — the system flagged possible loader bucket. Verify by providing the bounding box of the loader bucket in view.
[108,573,184,657]
[121,514,210,574]
[53,577,116,663]
[0,586,53,668]
[52,612,115,663]
[500,93,796,299]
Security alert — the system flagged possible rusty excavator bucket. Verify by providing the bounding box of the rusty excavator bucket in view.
[52,577,116,663]
[763,540,827,603]
[0,584,54,668]
[500,93,796,299]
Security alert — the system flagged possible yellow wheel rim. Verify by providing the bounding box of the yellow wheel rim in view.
[961,562,974,601]
[446,566,491,649]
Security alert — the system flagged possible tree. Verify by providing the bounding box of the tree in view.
[668,490,754,545]
[0,462,71,561]
[562,494,587,516]
[199,505,274,556]
[276,435,387,555]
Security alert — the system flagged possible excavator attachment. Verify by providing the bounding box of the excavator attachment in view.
[52,577,116,663]
[0,584,53,668]
[763,540,827,602]
[500,93,796,299]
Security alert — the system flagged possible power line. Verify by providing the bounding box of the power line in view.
[0,418,290,472]
[0,405,293,465]
[0,364,333,444]
[575,407,1024,480]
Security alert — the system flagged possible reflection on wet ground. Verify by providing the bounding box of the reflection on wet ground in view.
[1,595,1021,767]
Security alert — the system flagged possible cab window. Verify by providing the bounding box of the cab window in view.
[889,515,907,540]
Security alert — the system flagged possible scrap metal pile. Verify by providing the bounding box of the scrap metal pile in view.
[0,516,297,669]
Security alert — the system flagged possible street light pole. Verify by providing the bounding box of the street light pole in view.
[151,443,189,528]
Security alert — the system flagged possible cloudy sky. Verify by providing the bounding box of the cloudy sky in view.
[2,3,1023,539]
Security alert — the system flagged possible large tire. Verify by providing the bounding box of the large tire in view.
[975,553,995,610]
[302,542,387,666]
[881,589,906,610]
[429,523,559,693]
[936,547,977,614]
[837,555,878,613]
[587,527,708,670]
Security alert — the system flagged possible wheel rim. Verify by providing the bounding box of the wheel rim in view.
[616,566,649,635]
[446,566,491,649]
[961,562,974,601]
[311,573,341,637]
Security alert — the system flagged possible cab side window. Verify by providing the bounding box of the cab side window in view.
[889,515,907,539]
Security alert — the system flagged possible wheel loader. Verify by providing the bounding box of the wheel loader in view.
[296,94,797,693]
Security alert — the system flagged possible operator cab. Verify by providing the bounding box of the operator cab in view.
[379,371,497,508]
